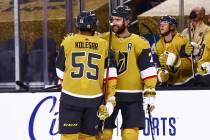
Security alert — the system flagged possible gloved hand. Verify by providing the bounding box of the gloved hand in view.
[185,43,193,55]
[159,54,167,67]
[143,88,156,112]
[165,52,181,67]
[201,62,210,74]
[159,52,181,68]
[190,42,201,56]
[157,68,169,83]
[98,96,116,120]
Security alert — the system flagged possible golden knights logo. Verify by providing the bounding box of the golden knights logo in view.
[197,43,205,60]
[117,51,128,75]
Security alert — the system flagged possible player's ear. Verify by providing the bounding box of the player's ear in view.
[170,24,176,31]
[124,19,129,27]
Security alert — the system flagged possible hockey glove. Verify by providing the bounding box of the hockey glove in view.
[98,96,116,120]
[185,43,193,55]
[165,52,181,68]
[143,88,156,112]
[157,68,169,83]
[159,52,181,68]
[159,54,167,67]
[201,62,210,74]
[191,42,201,56]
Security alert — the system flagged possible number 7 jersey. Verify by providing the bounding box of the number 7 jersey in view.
[56,33,117,102]
[101,33,157,95]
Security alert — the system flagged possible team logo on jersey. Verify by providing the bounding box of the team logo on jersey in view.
[198,44,205,60]
[117,51,128,75]
[127,43,132,51]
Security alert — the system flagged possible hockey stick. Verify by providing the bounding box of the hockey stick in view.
[188,20,195,78]
[141,22,158,66]
[147,104,155,140]
[98,29,112,140]
[188,16,196,78]
[141,22,157,47]
[16,81,61,93]
[98,1,113,139]
[129,20,157,47]
[16,80,30,91]
[128,19,138,27]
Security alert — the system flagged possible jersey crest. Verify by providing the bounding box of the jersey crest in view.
[117,51,128,75]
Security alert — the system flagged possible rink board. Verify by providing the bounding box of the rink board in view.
[0,90,210,140]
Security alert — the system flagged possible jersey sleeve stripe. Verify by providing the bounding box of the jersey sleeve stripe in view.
[141,67,157,79]
[103,77,117,81]
[104,67,117,79]
[143,75,157,81]
[56,68,64,80]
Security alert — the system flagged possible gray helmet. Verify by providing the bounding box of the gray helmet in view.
[112,5,131,19]
[76,11,97,29]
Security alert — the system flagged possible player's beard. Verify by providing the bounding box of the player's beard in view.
[112,23,126,35]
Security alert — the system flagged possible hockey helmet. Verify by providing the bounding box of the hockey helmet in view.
[159,15,177,26]
[76,11,97,29]
[112,5,131,19]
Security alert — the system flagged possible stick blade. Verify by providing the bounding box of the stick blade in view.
[16,81,29,91]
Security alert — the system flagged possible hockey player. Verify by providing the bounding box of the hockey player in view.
[185,30,210,87]
[197,31,210,86]
[100,6,157,140]
[154,15,193,86]
[55,11,117,140]
[182,6,209,45]
[182,6,210,74]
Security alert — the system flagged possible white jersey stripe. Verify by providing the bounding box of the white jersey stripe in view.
[141,67,157,79]
[104,67,117,79]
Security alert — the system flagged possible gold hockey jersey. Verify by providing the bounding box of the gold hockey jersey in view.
[56,33,117,107]
[155,32,193,85]
[197,31,210,75]
[182,22,210,45]
[182,22,210,62]
[101,33,157,101]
